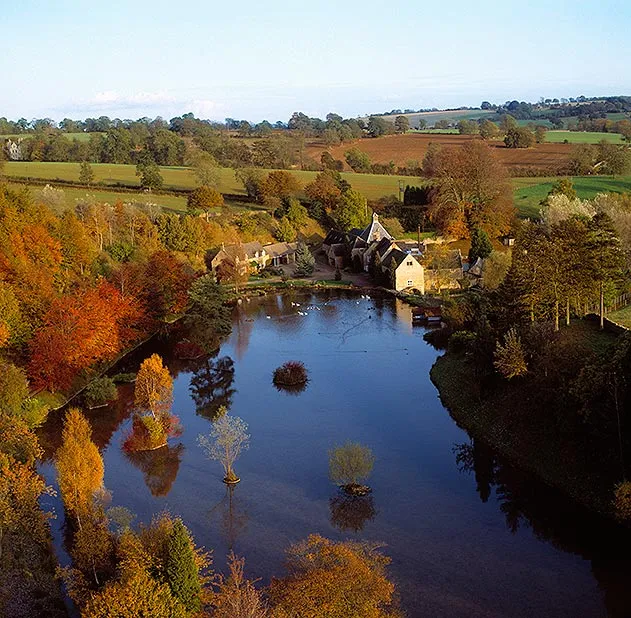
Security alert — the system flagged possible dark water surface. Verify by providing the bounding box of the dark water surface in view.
[39,291,631,617]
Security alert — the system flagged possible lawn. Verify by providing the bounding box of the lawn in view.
[512,175,631,218]
[545,131,625,144]
[609,306,631,329]
[3,161,423,200]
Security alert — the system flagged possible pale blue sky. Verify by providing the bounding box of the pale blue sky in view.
[2,0,630,122]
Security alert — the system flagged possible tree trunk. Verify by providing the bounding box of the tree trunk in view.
[600,282,605,329]
[554,300,559,332]
[566,298,570,327]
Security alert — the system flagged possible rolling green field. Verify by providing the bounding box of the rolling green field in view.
[544,130,625,144]
[3,162,423,200]
[513,175,631,217]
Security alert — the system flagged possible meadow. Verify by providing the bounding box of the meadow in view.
[544,130,625,144]
[512,175,631,217]
[3,161,423,202]
[379,108,494,128]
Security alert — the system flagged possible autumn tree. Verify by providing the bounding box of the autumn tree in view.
[213,553,268,618]
[329,442,375,495]
[269,535,398,618]
[427,140,514,239]
[260,171,300,204]
[275,216,297,242]
[479,119,500,140]
[198,409,250,483]
[144,250,194,319]
[29,281,145,391]
[187,185,224,220]
[134,354,173,419]
[494,328,528,379]
[304,170,344,211]
[56,408,104,522]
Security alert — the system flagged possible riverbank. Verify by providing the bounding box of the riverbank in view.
[430,341,620,518]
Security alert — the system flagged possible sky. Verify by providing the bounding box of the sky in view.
[2,0,631,123]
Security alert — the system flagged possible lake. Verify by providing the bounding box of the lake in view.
[39,290,631,617]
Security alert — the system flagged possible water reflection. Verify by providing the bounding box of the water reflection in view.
[190,356,236,421]
[124,443,185,497]
[208,484,248,552]
[329,492,377,533]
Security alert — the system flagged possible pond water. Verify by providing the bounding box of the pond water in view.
[39,290,631,617]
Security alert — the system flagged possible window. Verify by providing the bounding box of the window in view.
[407,261,413,266]
[407,280,413,286]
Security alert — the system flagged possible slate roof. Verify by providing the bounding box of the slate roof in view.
[323,230,347,246]
[381,248,407,269]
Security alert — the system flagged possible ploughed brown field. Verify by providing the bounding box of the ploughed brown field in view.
[306,133,574,172]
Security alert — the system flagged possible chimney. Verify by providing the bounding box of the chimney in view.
[372,212,378,222]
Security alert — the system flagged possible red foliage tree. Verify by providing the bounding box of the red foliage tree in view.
[29,281,147,391]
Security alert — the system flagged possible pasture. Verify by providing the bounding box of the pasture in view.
[378,109,494,128]
[513,175,631,218]
[545,130,625,144]
[3,161,423,201]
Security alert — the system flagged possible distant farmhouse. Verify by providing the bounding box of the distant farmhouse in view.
[322,213,463,293]
[3,138,24,161]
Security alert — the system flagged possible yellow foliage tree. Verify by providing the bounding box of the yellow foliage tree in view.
[55,408,104,522]
[269,535,399,618]
[134,354,173,419]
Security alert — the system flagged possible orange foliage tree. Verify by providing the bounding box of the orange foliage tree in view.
[269,535,399,618]
[55,408,104,522]
[29,281,146,391]
[427,140,515,240]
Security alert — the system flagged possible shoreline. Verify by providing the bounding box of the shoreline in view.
[429,351,617,518]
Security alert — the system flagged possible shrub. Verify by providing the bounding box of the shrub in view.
[273,361,308,387]
[614,481,631,521]
[448,330,477,353]
[83,377,118,408]
[329,442,375,494]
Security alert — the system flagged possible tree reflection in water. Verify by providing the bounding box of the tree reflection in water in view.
[208,484,248,552]
[453,438,631,617]
[124,443,184,497]
[329,492,377,533]
[190,356,236,421]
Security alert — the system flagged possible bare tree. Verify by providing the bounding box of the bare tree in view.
[198,408,250,483]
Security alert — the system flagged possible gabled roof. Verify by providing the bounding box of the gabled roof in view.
[223,241,265,260]
[358,213,393,244]
[374,237,395,257]
[381,248,407,269]
[264,242,298,258]
[323,230,347,246]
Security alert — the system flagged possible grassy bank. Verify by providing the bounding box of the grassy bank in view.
[430,320,620,517]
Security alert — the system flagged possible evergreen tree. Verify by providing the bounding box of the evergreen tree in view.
[164,520,202,613]
[136,161,164,191]
[293,242,315,277]
[468,228,493,263]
